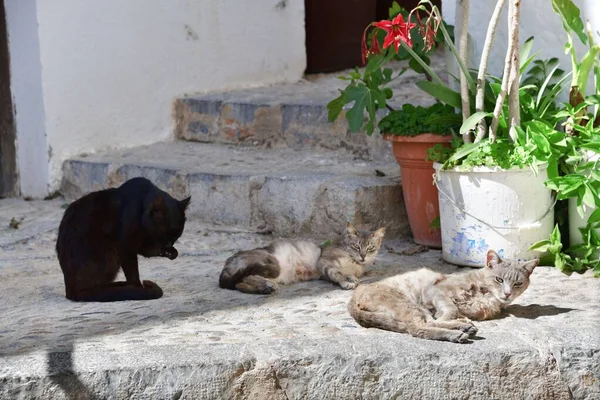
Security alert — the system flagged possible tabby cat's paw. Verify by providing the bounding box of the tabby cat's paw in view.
[459,322,478,337]
[449,331,470,343]
[143,280,164,298]
[258,280,279,295]
[339,276,359,290]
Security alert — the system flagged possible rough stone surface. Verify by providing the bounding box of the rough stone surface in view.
[1,199,599,399]
[173,52,447,161]
[60,141,409,239]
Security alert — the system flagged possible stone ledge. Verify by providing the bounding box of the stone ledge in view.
[60,142,409,239]
[0,200,598,400]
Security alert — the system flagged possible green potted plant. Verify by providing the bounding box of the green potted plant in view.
[327,3,460,248]
[528,1,600,277]
[329,0,581,266]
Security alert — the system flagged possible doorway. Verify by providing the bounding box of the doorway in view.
[0,0,17,197]
[305,0,442,74]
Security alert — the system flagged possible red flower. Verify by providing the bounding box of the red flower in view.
[373,14,416,52]
[361,25,383,65]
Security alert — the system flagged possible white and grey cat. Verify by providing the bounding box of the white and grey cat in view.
[349,250,539,343]
[218,222,385,294]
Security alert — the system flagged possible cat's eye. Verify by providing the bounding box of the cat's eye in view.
[495,277,504,284]
[513,282,523,287]
[367,246,375,252]
[352,244,360,250]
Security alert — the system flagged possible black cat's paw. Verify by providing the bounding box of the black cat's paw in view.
[143,280,163,298]
[160,246,178,260]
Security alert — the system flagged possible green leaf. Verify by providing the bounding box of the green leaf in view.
[327,94,346,123]
[536,60,561,109]
[583,183,598,208]
[580,142,600,153]
[588,208,600,225]
[430,216,441,229]
[519,37,535,70]
[389,1,402,18]
[551,0,587,44]
[447,141,484,164]
[345,85,370,133]
[415,81,462,109]
[529,239,551,252]
[576,45,600,98]
[460,112,492,135]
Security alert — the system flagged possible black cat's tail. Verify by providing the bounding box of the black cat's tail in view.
[219,249,281,290]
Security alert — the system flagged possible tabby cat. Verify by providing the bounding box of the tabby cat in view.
[349,250,539,343]
[219,222,385,294]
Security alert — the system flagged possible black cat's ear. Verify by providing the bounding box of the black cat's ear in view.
[179,196,191,210]
[486,250,501,268]
[346,222,359,237]
[371,227,386,241]
[521,258,539,276]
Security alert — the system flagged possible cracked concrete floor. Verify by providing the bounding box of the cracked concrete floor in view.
[0,198,599,399]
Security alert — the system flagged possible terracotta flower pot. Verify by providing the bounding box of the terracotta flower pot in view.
[383,133,453,248]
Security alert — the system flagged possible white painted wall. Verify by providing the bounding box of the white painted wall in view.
[443,0,599,90]
[7,0,306,195]
[4,0,49,198]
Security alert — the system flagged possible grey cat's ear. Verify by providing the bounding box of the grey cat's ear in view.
[486,250,502,268]
[520,258,539,276]
[346,222,359,237]
[179,196,191,210]
[371,227,386,240]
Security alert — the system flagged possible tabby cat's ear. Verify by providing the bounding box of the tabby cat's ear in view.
[520,259,539,276]
[486,249,501,268]
[371,227,386,241]
[179,196,191,210]
[346,222,359,237]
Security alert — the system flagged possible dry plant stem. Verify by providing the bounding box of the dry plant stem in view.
[474,0,507,143]
[458,0,472,143]
[507,0,521,142]
[489,0,519,142]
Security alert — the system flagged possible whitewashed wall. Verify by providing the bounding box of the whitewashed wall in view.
[443,0,599,89]
[6,0,306,196]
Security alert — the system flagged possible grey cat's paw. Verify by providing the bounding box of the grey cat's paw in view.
[459,323,478,337]
[449,331,470,343]
[339,276,359,290]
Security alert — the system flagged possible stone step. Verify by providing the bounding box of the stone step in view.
[61,141,409,239]
[173,52,446,161]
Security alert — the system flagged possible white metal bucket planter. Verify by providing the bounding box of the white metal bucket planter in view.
[433,163,555,267]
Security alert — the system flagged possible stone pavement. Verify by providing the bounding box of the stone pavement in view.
[0,199,599,399]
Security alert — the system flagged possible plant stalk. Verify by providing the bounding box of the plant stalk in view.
[458,0,472,143]
[474,0,507,142]
[489,0,519,142]
[507,0,521,142]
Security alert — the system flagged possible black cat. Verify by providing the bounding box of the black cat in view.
[56,177,191,302]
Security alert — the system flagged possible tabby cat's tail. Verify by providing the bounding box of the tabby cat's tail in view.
[219,250,280,290]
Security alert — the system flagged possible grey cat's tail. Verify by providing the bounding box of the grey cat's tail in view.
[219,249,280,290]
[349,304,408,332]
